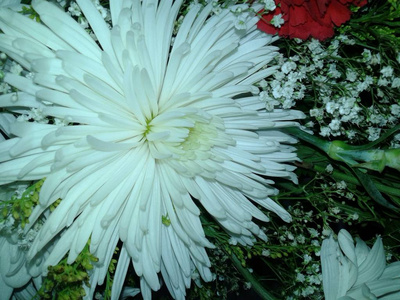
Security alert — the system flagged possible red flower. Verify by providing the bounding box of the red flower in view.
[257,0,367,40]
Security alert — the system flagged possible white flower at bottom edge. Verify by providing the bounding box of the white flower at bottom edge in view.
[0,0,304,299]
[0,235,30,299]
[321,229,400,300]
[0,223,46,300]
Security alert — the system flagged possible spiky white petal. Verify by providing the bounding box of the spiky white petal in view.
[321,229,400,300]
[0,0,304,298]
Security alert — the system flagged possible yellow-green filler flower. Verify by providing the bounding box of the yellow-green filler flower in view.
[321,229,400,300]
[0,0,303,298]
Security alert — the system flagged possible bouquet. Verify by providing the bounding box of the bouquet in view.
[0,0,399,299]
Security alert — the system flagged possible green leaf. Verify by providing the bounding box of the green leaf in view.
[352,168,400,212]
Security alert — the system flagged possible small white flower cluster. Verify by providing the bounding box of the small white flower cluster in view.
[316,177,366,228]
[291,261,323,298]
[260,206,325,299]
[263,0,276,12]
[199,246,241,298]
[270,14,284,28]
[229,3,256,31]
[258,54,307,111]
[16,107,48,123]
[259,35,400,144]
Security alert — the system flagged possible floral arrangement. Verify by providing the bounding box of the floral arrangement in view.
[0,0,399,299]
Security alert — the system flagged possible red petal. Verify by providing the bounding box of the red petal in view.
[257,19,279,35]
[288,6,308,26]
[305,0,330,17]
[282,0,305,6]
[316,0,330,15]
[327,0,352,26]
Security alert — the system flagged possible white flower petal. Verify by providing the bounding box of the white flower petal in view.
[338,229,358,288]
[32,0,101,59]
[0,7,73,52]
[0,1,303,298]
[321,235,341,300]
[76,0,113,55]
[345,283,377,300]
[367,277,400,298]
[380,261,400,279]
[0,35,30,69]
[355,236,386,286]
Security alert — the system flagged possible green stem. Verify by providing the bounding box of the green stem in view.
[313,164,400,197]
[229,252,277,300]
[284,125,400,152]
[283,126,400,172]
[283,127,330,152]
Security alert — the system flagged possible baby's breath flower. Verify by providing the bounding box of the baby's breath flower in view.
[320,126,331,137]
[296,272,305,282]
[331,207,340,214]
[303,254,312,264]
[263,0,276,11]
[362,48,372,62]
[391,104,400,116]
[262,249,271,257]
[367,126,382,141]
[327,64,341,78]
[392,77,400,88]
[380,66,394,77]
[322,228,332,237]
[234,15,247,30]
[67,1,82,16]
[336,181,347,190]
[308,228,319,238]
[346,69,357,82]
[271,14,284,28]
[297,235,306,244]
[281,61,297,74]
[9,62,23,75]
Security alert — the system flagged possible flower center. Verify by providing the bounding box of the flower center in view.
[139,110,232,161]
[179,121,217,160]
[143,118,153,138]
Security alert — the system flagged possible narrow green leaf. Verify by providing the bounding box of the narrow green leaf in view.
[352,168,400,212]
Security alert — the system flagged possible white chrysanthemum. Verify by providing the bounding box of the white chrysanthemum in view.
[321,229,400,300]
[0,0,304,298]
[0,195,46,299]
[0,234,44,299]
